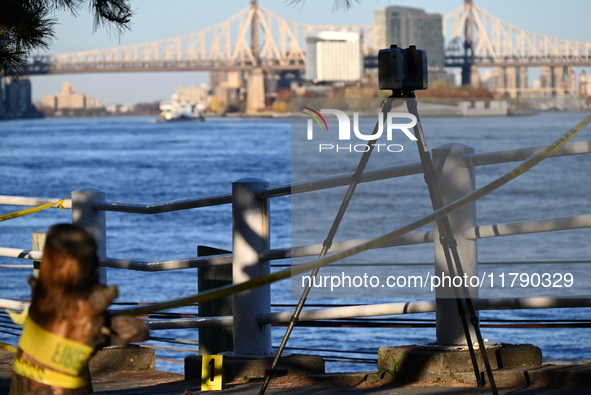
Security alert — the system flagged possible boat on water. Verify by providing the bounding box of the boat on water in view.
[156,100,205,122]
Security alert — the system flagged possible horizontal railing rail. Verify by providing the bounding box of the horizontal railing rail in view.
[4,296,590,331]
[92,193,232,214]
[131,296,591,330]
[3,211,590,270]
[466,214,591,239]
[465,139,591,167]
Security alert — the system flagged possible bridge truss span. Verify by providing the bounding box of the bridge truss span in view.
[26,4,375,75]
[445,2,591,68]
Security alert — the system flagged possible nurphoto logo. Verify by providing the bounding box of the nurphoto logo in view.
[302,106,418,153]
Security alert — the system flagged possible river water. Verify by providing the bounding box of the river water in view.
[1,110,590,374]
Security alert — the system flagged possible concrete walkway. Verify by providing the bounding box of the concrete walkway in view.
[2,349,590,395]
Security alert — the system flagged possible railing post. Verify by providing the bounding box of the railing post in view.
[197,245,233,355]
[431,144,477,345]
[231,178,271,355]
[72,188,107,284]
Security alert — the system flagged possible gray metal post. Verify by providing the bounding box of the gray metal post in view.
[197,245,233,355]
[231,178,271,355]
[431,144,477,345]
[72,188,107,284]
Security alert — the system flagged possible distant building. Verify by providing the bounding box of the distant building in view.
[373,9,387,52]
[580,71,591,98]
[210,71,244,111]
[41,81,102,110]
[378,6,445,70]
[173,84,210,104]
[540,66,576,98]
[489,66,529,98]
[5,77,32,115]
[305,31,362,83]
[1,77,43,120]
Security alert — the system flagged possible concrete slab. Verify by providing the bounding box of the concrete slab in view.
[89,345,155,373]
[378,343,542,385]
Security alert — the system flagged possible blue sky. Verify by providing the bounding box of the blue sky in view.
[30,0,591,104]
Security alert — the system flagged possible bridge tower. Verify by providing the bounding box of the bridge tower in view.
[245,0,266,114]
[460,0,475,85]
[445,0,480,86]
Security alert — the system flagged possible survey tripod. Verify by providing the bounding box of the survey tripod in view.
[260,93,498,395]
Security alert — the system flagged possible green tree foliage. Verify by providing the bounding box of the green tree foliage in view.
[0,0,133,76]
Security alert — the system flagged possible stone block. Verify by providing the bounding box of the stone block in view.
[89,345,155,373]
[378,343,541,384]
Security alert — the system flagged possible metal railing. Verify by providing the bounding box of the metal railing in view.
[1,139,591,356]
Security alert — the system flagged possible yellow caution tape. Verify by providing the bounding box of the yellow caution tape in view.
[18,317,93,377]
[111,113,591,317]
[12,356,89,389]
[7,305,29,326]
[0,199,68,222]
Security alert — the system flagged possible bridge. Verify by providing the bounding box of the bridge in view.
[446,1,591,69]
[445,0,591,98]
[25,1,376,75]
[24,0,591,101]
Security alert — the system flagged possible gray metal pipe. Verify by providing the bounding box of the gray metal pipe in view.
[92,193,232,213]
[147,316,233,330]
[0,230,433,271]
[142,296,591,330]
[260,231,433,261]
[3,296,590,329]
[465,214,591,239]
[261,301,437,324]
[100,255,233,271]
[260,296,591,325]
[258,162,424,199]
[465,140,591,168]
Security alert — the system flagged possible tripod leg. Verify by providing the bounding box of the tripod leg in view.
[404,96,498,394]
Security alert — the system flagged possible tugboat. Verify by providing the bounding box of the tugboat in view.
[156,100,205,122]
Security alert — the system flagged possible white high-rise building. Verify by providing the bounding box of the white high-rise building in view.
[305,31,362,82]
